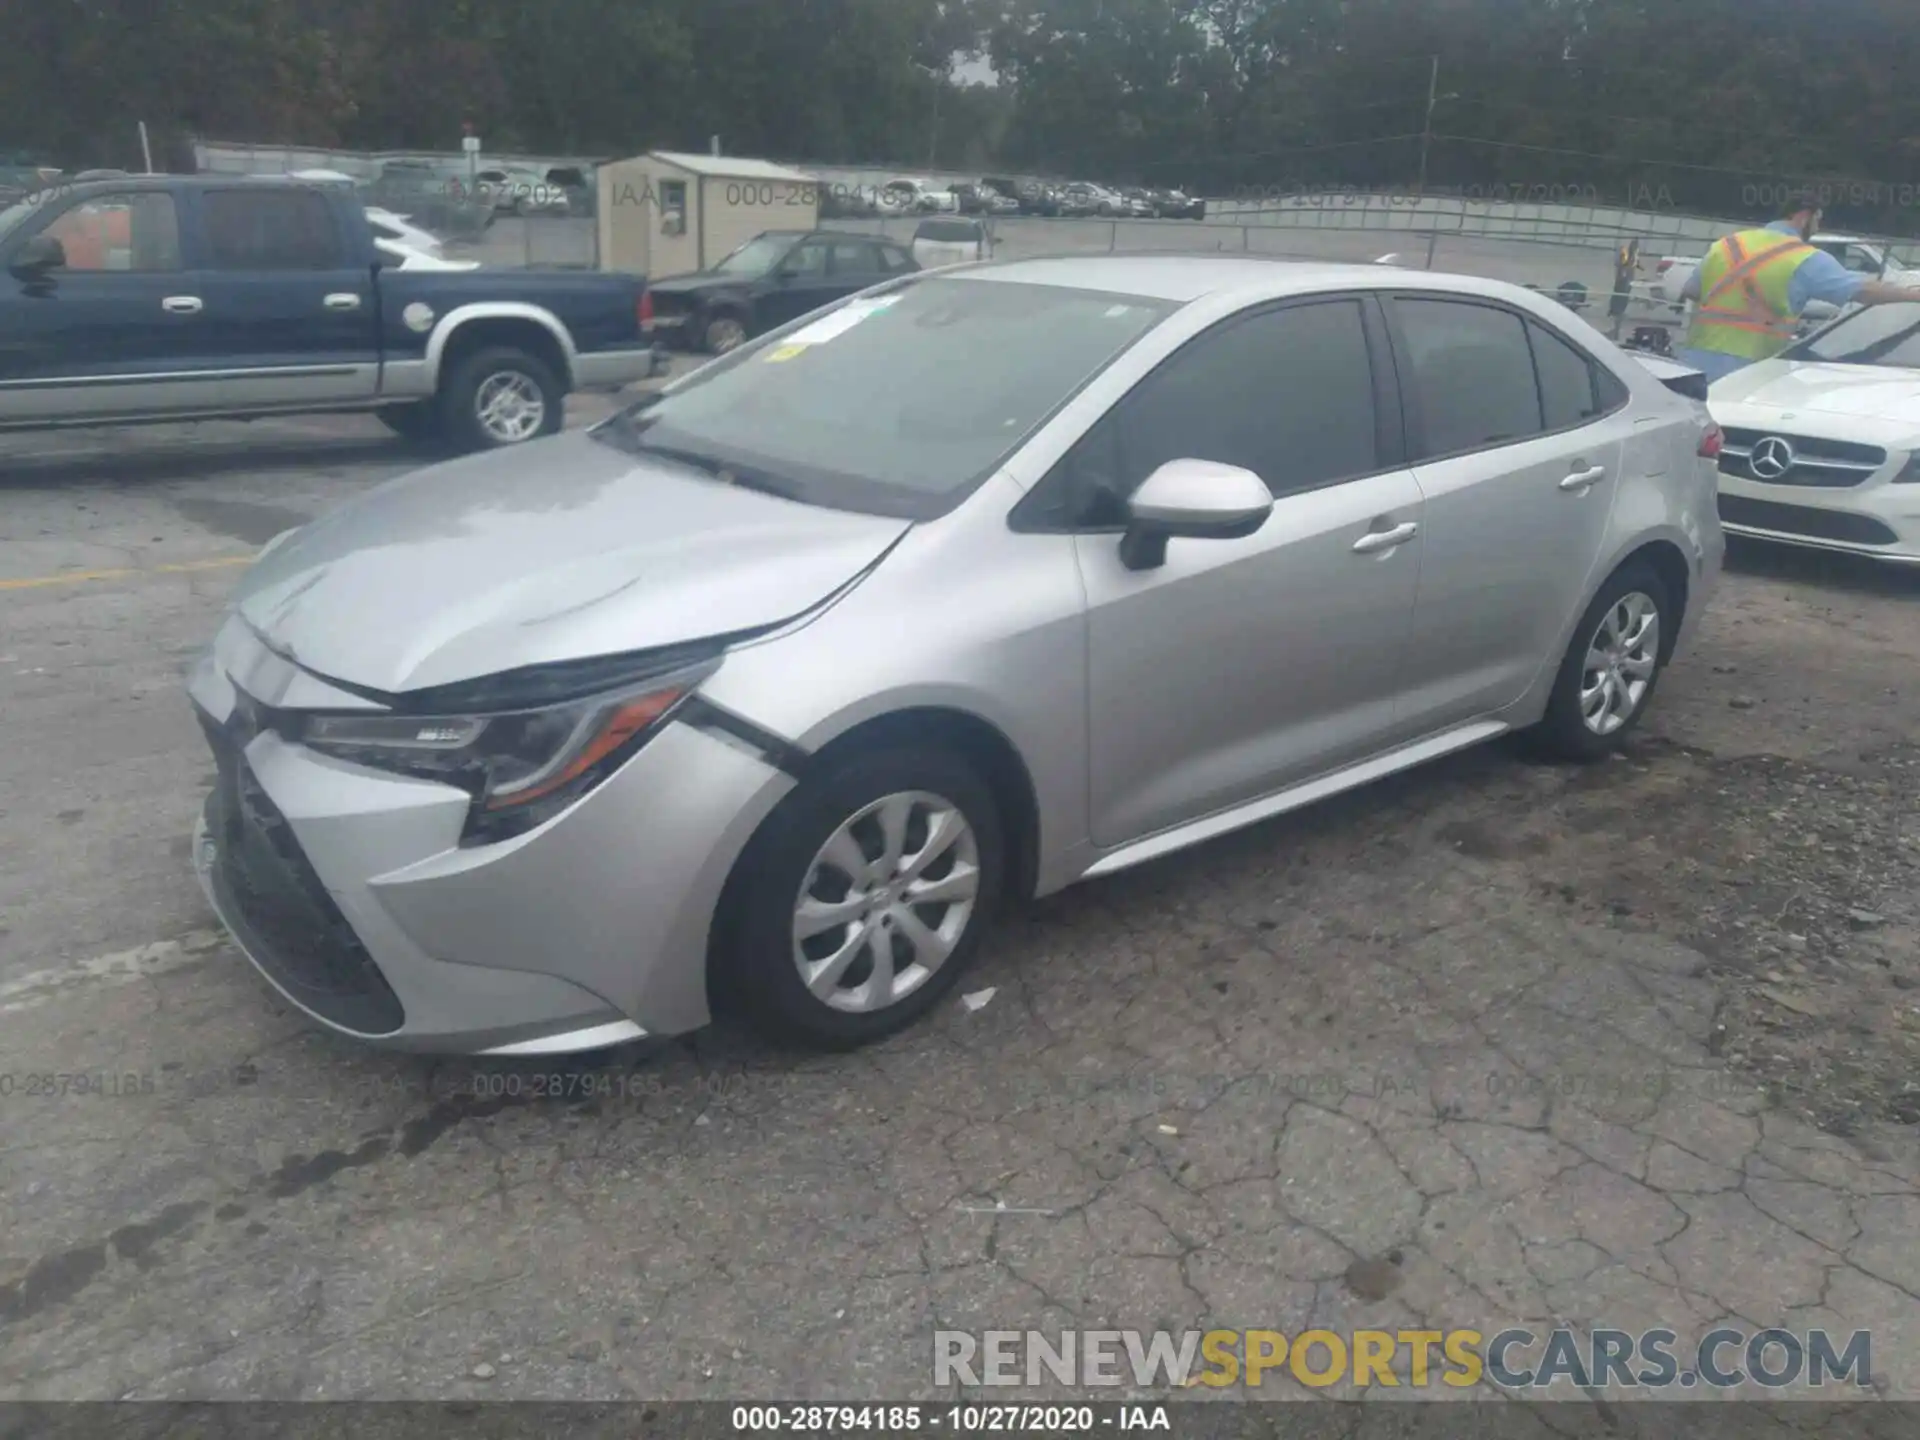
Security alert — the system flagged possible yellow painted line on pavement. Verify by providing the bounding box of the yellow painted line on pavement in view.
[0,555,252,593]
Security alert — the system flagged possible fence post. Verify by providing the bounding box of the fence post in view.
[1108,221,1117,254]
[1425,229,1438,269]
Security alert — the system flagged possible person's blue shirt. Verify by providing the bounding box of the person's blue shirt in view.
[1678,221,1867,382]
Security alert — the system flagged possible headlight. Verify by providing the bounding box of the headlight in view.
[301,665,709,845]
[1894,453,1920,483]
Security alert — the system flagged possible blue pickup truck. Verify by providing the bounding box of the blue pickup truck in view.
[0,175,664,451]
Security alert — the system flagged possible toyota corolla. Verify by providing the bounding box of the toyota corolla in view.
[188,256,1723,1056]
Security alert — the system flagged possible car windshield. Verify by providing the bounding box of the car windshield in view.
[595,276,1176,520]
[711,233,794,276]
[1790,302,1920,369]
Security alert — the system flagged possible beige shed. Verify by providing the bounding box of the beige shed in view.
[597,150,820,278]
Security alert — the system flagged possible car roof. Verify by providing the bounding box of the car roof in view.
[947,253,1554,306]
[21,174,335,201]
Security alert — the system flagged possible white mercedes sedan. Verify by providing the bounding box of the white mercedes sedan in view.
[1710,303,1920,564]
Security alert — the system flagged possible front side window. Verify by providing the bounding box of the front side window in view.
[1394,298,1545,457]
[40,192,182,272]
[1112,300,1380,502]
[203,189,344,270]
[593,276,1175,519]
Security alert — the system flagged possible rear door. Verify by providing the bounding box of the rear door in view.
[0,188,194,423]
[180,186,379,410]
[1070,296,1424,846]
[1384,294,1632,727]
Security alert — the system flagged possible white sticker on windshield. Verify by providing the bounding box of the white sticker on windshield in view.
[767,295,901,357]
[1104,304,1133,318]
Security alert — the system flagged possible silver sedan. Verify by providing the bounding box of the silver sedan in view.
[187,256,1724,1055]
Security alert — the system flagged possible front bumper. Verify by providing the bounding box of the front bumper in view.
[185,620,795,1054]
[1717,471,1920,564]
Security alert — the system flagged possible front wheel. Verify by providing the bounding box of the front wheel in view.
[1525,564,1673,761]
[436,346,564,453]
[716,745,1005,1050]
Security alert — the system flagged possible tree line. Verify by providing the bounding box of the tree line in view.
[5,0,1920,231]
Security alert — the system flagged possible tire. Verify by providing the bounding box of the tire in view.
[1525,564,1674,762]
[436,345,564,453]
[717,745,1005,1050]
[375,402,441,445]
[702,311,749,354]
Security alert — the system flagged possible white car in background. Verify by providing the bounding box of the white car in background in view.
[365,206,451,260]
[880,178,957,214]
[374,235,479,271]
[1708,302,1920,563]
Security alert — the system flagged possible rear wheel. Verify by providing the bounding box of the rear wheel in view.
[1525,564,1673,761]
[717,745,1004,1050]
[437,345,564,453]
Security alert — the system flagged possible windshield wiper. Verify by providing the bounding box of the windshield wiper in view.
[625,434,808,502]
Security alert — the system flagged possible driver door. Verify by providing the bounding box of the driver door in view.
[1064,296,1424,848]
[757,236,837,329]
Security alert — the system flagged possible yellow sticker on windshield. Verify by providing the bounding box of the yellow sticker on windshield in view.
[764,344,807,363]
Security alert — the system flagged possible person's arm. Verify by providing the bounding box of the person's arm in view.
[1855,278,1920,306]
[1680,266,1702,302]
[1788,249,1869,312]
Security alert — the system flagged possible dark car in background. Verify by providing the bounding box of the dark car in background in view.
[1148,187,1207,220]
[1053,183,1105,218]
[951,182,1019,217]
[641,228,919,354]
[983,176,1060,216]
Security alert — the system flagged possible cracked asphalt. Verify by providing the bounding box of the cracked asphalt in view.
[1,405,1918,1405]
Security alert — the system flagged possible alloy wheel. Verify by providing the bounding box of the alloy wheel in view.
[472,370,546,444]
[791,791,981,1015]
[707,316,746,353]
[1580,591,1660,736]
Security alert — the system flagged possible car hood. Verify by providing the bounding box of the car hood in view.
[648,271,754,298]
[1710,359,1920,423]
[230,430,911,696]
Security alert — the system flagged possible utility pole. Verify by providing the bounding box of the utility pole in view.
[1416,55,1439,196]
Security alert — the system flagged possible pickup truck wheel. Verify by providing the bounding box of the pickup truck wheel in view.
[439,347,564,452]
[375,402,441,445]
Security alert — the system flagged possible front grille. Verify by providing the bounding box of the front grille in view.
[1719,428,1887,488]
[199,707,405,1035]
[1717,495,1901,546]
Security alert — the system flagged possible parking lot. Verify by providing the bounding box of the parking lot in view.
[4,366,1920,1402]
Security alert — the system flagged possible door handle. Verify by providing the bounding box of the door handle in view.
[1352,521,1418,554]
[1559,465,1607,492]
[161,295,202,314]
[323,293,362,311]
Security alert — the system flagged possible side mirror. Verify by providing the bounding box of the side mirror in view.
[1119,459,1272,571]
[9,233,66,278]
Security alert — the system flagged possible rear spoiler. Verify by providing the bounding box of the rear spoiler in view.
[1625,350,1708,402]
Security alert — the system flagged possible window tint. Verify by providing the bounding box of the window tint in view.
[1395,298,1543,456]
[42,192,181,272]
[1112,300,1378,500]
[1527,320,1603,430]
[783,239,829,276]
[203,189,344,269]
[828,240,880,275]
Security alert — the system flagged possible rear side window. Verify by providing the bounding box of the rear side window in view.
[203,189,345,270]
[914,219,984,243]
[878,245,915,273]
[828,240,880,275]
[1527,319,1606,430]
[1114,299,1379,501]
[1394,298,1543,456]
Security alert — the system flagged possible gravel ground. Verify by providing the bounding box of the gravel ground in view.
[0,405,1916,1402]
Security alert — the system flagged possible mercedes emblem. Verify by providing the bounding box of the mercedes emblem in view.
[1748,436,1796,480]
